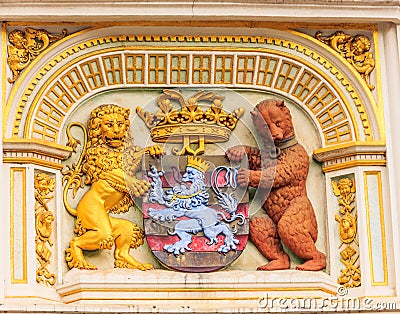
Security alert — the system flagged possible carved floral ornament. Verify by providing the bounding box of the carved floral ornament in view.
[7,27,67,83]
[34,172,56,286]
[332,177,361,288]
[316,31,375,90]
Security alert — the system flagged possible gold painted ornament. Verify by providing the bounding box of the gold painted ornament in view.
[7,27,67,83]
[62,104,163,270]
[136,89,244,156]
[316,31,375,90]
[34,172,56,286]
[332,177,361,288]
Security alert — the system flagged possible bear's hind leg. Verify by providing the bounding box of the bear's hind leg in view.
[250,214,290,270]
[277,197,326,271]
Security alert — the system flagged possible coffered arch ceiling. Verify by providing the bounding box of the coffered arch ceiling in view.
[4,26,383,148]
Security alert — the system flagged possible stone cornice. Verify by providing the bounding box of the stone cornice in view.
[0,1,400,23]
[2,139,73,169]
[313,142,386,172]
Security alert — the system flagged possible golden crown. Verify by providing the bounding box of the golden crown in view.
[136,89,244,144]
[186,156,210,173]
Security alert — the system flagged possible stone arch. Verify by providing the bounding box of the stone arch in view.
[3,26,382,150]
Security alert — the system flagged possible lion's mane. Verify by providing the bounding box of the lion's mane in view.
[165,171,209,210]
[82,104,138,185]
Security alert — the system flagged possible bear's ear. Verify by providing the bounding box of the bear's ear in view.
[277,100,285,107]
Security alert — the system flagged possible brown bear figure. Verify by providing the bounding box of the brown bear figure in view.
[226,99,326,271]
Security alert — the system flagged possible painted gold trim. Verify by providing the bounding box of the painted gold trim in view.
[10,167,27,284]
[3,26,95,136]
[2,22,380,138]
[19,39,366,144]
[364,171,388,286]
[2,23,7,127]
[371,29,386,147]
[292,29,381,141]
[322,160,386,173]
[313,141,385,155]
[3,158,63,170]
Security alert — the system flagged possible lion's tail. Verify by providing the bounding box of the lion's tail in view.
[62,122,88,218]
[63,182,77,217]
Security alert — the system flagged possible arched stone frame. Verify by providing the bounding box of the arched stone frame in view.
[2,25,393,303]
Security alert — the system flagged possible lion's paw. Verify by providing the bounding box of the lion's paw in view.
[218,238,239,254]
[128,178,151,197]
[115,258,154,271]
[145,145,164,157]
[65,247,97,270]
[149,208,178,222]
[164,242,192,256]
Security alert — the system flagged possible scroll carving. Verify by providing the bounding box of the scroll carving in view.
[315,31,375,90]
[7,27,67,83]
[34,172,56,286]
[332,177,361,288]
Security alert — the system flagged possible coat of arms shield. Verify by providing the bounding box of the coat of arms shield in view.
[135,89,250,272]
[141,155,249,272]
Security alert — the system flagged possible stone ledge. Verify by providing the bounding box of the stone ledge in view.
[57,268,337,307]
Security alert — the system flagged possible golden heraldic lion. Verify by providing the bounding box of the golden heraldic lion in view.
[62,104,162,270]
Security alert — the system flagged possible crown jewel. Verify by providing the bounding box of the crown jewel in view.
[136,89,244,156]
[186,156,210,173]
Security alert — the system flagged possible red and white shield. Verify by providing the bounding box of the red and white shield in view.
[142,155,249,272]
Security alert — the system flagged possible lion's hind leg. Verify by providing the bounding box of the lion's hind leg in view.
[112,217,153,270]
[65,235,100,270]
[164,219,201,256]
[203,223,239,254]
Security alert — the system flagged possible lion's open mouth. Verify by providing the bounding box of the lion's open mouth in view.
[105,135,124,147]
[182,178,193,187]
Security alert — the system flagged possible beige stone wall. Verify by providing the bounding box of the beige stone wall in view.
[1,2,400,312]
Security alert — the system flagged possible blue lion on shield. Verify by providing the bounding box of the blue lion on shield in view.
[146,156,245,256]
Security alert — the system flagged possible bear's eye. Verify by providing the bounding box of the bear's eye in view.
[275,122,281,127]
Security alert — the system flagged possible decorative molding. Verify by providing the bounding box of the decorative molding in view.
[58,269,337,305]
[315,31,375,90]
[3,139,73,169]
[34,172,56,286]
[332,176,361,288]
[364,171,388,286]
[0,2,398,25]
[313,142,386,172]
[7,28,67,83]
[6,34,375,145]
